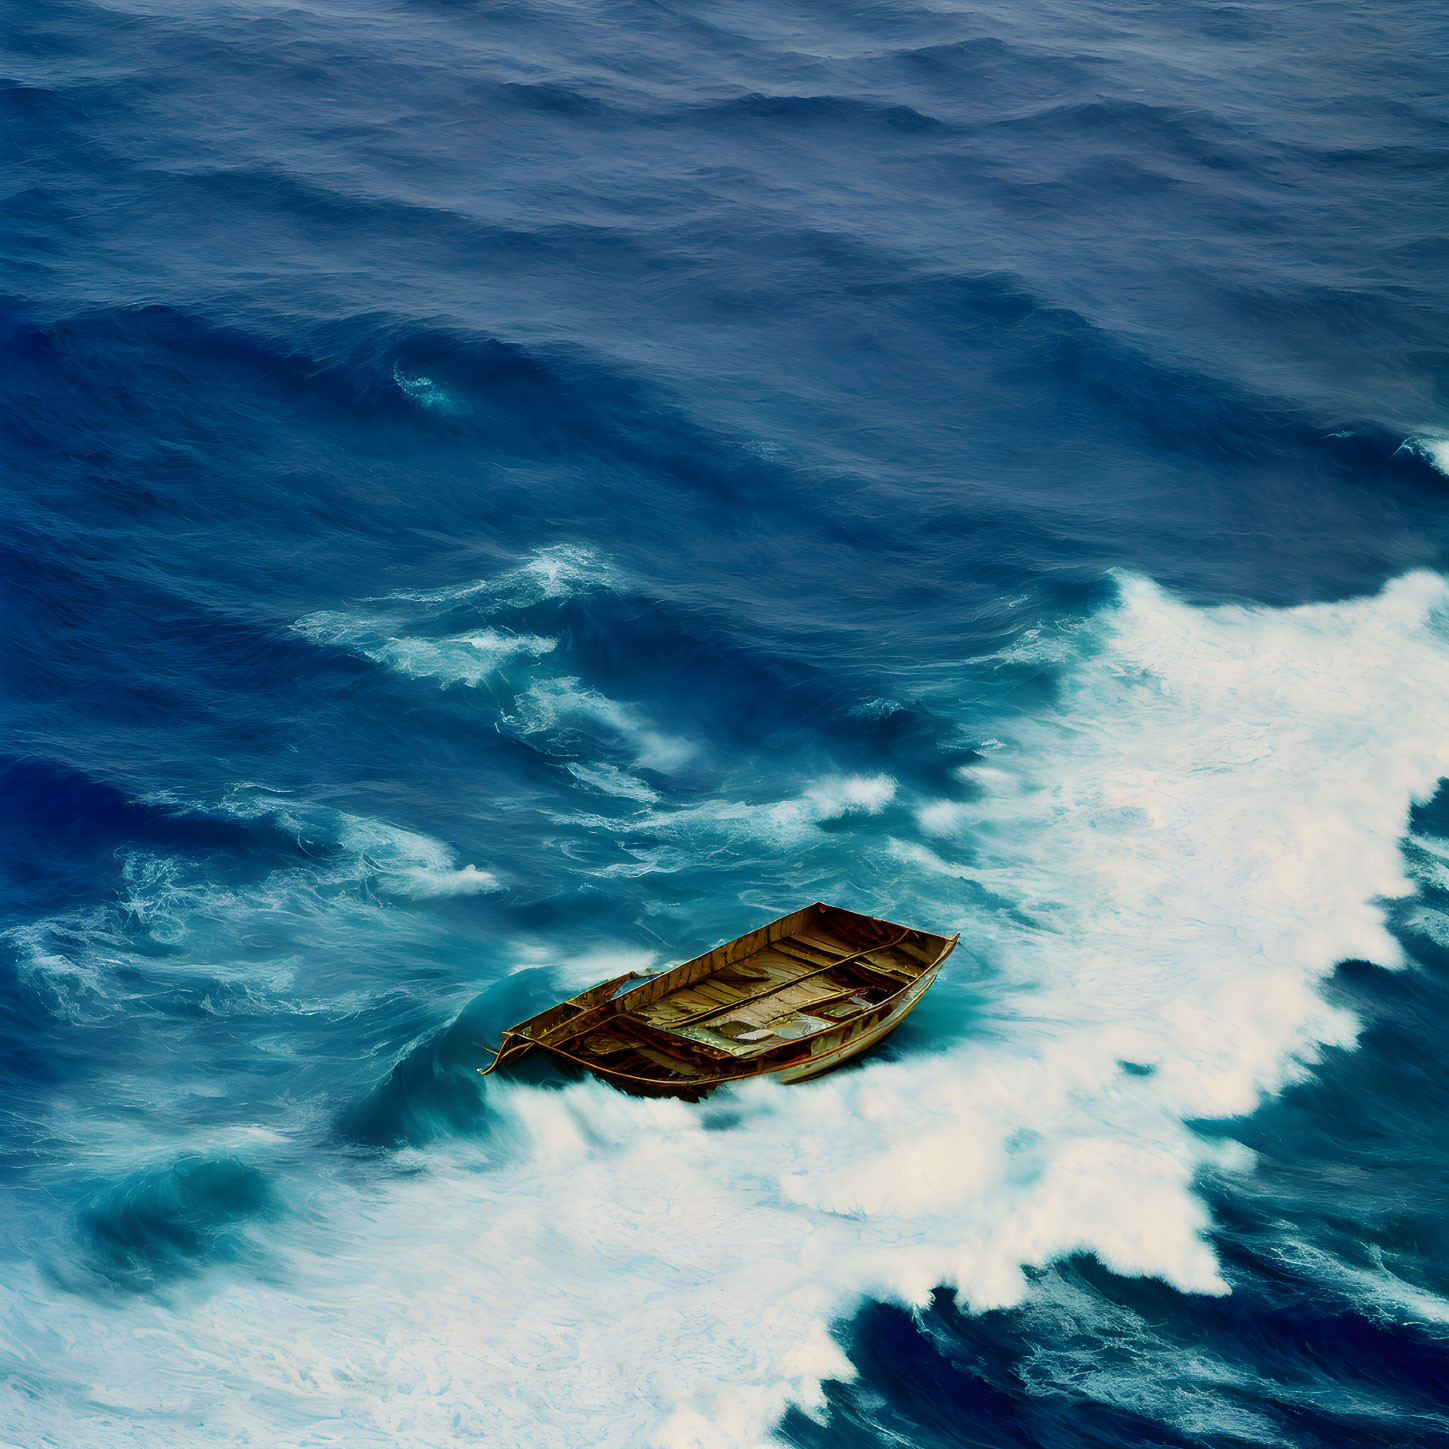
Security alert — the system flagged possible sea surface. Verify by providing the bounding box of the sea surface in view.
[4,1,1449,1445]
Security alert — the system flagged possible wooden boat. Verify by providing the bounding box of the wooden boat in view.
[477,902,957,1096]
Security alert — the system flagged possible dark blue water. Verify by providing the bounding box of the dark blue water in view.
[4,1,1449,1445]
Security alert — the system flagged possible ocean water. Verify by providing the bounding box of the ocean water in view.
[4,0,1449,1445]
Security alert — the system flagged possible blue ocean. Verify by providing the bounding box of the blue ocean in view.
[4,1,1449,1444]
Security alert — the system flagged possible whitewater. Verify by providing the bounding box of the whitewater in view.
[6,559,1449,1449]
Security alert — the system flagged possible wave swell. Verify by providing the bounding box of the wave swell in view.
[6,571,1449,1446]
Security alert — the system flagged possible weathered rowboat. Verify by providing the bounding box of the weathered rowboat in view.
[477,902,957,1096]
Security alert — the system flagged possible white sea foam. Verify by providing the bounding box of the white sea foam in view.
[566,761,662,802]
[507,675,695,772]
[206,787,502,902]
[294,542,619,654]
[513,541,622,601]
[392,363,469,417]
[294,547,690,771]
[809,772,896,814]
[1400,434,1449,477]
[332,813,501,898]
[298,613,556,688]
[551,772,899,862]
[386,543,621,608]
[915,798,970,835]
[9,571,1449,1448]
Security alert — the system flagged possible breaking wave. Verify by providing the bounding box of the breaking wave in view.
[6,570,1449,1447]
[1401,435,1449,477]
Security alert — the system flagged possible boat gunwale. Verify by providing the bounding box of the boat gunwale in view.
[609,902,951,1012]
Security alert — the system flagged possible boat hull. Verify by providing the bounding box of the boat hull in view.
[480,902,957,1097]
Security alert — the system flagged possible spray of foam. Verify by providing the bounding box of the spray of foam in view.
[7,571,1449,1449]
